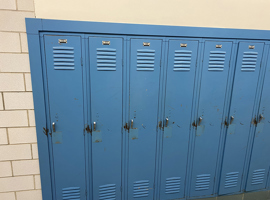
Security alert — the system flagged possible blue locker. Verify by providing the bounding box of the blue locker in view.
[128,38,163,199]
[160,39,199,199]
[89,37,123,200]
[219,42,265,195]
[190,41,233,197]
[245,47,270,192]
[44,35,86,199]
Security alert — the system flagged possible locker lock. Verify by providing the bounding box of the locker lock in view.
[93,122,96,131]
[230,116,234,125]
[198,116,203,126]
[130,119,134,129]
[52,122,56,132]
[165,118,169,127]
[258,114,264,123]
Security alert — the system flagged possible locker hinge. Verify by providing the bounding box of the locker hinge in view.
[124,123,129,132]
[43,127,49,136]
[81,57,83,66]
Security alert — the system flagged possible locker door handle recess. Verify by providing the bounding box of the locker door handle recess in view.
[52,122,56,132]
[198,117,203,126]
[165,118,169,127]
[259,114,263,123]
[131,119,134,129]
[93,122,96,131]
[230,116,234,124]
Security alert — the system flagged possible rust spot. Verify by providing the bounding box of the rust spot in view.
[43,127,48,136]
[84,124,92,135]
[252,117,258,126]
[132,137,138,140]
[224,119,228,127]
[158,121,162,130]
[94,139,101,143]
[240,123,244,125]
[177,125,181,128]
[55,141,61,144]
[192,121,197,128]
[124,123,130,132]
[172,122,175,124]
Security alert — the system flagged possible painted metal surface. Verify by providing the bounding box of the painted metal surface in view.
[26,18,270,200]
[89,37,123,200]
[128,38,162,199]
[190,41,233,197]
[44,35,86,200]
[160,39,199,199]
[246,48,270,192]
[219,42,265,195]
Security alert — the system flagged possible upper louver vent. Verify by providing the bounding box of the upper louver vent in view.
[241,52,258,72]
[53,46,75,70]
[208,51,226,71]
[137,49,155,71]
[97,48,117,71]
[174,50,192,71]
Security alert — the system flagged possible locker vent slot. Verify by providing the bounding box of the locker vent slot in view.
[96,48,117,71]
[165,177,181,194]
[241,52,258,72]
[99,183,116,200]
[174,50,192,71]
[133,180,150,198]
[53,46,75,70]
[62,187,80,199]
[224,172,239,188]
[251,169,265,185]
[137,49,155,71]
[208,51,226,71]
[195,174,210,191]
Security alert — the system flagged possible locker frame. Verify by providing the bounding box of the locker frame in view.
[26,18,270,200]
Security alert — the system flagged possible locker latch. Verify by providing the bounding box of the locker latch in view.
[52,122,56,132]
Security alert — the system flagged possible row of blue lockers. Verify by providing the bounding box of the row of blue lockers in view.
[41,34,270,200]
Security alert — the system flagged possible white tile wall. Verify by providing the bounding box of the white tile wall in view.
[0,1,40,198]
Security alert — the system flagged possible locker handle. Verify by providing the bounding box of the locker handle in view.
[131,119,134,129]
[52,122,56,132]
[93,122,96,131]
[258,114,263,123]
[198,117,203,126]
[230,116,234,125]
[165,118,169,127]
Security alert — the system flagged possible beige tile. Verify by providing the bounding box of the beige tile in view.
[34,175,41,189]
[20,33,29,53]
[0,53,30,72]
[4,92,34,110]
[16,190,42,200]
[0,110,28,127]
[28,110,36,126]
[0,161,12,177]
[0,10,35,32]
[0,0,16,10]
[0,176,34,192]
[0,32,20,53]
[12,160,40,176]
[17,0,35,11]
[0,93,3,110]
[0,73,25,91]
[0,144,31,161]
[32,143,38,159]
[8,127,37,144]
[0,192,16,200]
[25,73,32,91]
[0,128,8,145]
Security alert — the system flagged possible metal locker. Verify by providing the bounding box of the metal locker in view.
[245,46,270,192]
[128,38,163,199]
[44,35,86,199]
[89,37,123,200]
[160,39,199,199]
[190,41,233,197]
[219,42,265,195]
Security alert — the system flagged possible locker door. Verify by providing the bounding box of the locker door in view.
[128,38,162,200]
[190,41,233,197]
[89,37,123,200]
[44,35,86,199]
[219,42,265,195]
[246,51,270,191]
[160,39,199,199]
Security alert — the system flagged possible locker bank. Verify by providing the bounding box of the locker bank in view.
[26,18,270,200]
